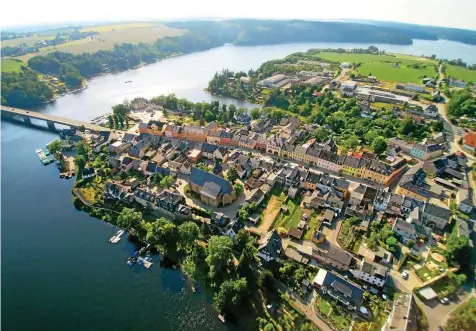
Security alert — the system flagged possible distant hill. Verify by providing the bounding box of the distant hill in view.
[342,19,476,45]
[167,19,414,46]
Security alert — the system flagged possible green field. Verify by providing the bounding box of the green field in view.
[316,52,438,83]
[2,34,56,47]
[1,58,25,72]
[446,64,476,83]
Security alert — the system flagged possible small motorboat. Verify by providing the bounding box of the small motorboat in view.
[127,258,134,267]
[192,284,197,293]
[125,80,132,83]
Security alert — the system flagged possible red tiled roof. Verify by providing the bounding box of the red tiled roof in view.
[464,133,476,148]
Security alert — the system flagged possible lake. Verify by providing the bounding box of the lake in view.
[2,38,476,331]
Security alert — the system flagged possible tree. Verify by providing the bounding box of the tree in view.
[385,237,398,252]
[372,136,388,154]
[206,236,235,285]
[117,208,142,229]
[445,233,470,265]
[313,127,331,142]
[107,115,114,128]
[406,239,415,248]
[213,278,248,313]
[47,139,65,154]
[74,155,86,170]
[257,269,275,292]
[445,298,476,331]
[250,108,260,120]
[238,206,249,222]
[234,229,252,253]
[234,183,243,196]
[226,167,239,184]
[76,140,89,158]
[146,218,179,254]
[263,324,276,331]
[159,175,175,188]
[178,221,200,253]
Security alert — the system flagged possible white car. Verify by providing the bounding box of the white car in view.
[401,270,409,279]
[440,297,449,304]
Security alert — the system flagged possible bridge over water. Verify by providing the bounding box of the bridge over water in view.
[1,106,111,132]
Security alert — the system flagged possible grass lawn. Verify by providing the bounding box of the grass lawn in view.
[415,265,440,281]
[357,62,436,83]
[317,297,331,315]
[304,213,320,240]
[78,186,97,204]
[1,58,25,73]
[446,64,476,83]
[275,198,303,230]
[316,52,437,83]
[431,275,461,298]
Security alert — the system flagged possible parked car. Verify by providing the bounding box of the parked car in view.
[401,270,409,279]
[440,297,449,304]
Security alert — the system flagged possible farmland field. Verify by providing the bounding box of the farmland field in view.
[15,25,187,61]
[1,58,25,72]
[80,22,158,33]
[446,64,476,83]
[2,34,56,47]
[316,52,438,83]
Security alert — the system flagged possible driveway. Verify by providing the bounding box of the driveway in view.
[416,286,474,331]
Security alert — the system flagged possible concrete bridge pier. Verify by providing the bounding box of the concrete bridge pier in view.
[46,120,56,130]
[23,116,32,125]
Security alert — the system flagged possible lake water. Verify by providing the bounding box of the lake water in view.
[2,38,476,331]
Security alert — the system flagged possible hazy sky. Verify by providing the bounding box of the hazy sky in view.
[1,0,475,30]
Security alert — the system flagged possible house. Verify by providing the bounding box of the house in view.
[109,140,132,155]
[257,74,289,88]
[392,218,418,243]
[211,212,231,226]
[104,181,133,202]
[287,227,304,240]
[187,149,202,163]
[201,142,218,159]
[422,202,451,230]
[134,187,157,209]
[350,259,389,287]
[409,143,444,160]
[395,166,435,202]
[449,78,467,88]
[322,209,335,225]
[156,189,191,218]
[258,230,283,262]
[340,80,358,96]
[303,170,321,190]
[246,188,266,206]
[405,83,425,93]
[80,167,96,179]
[189,167,235,207]
[313,269,363,309]
[423,104,438,118]
[382,293,416,331]
[456,190,473,214]
[357,245,392,264]
[463,133,476,152]
[388,137,415,154]
[225,219,246,239]
[213,146,228,161]
[325,246,353,271]
[128,138,150,159]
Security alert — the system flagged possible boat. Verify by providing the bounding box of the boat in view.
[218,314,226,323]
[192,284,197,293]
[109,229,125,243]
[127,258,134,267]
[125,80,132,83]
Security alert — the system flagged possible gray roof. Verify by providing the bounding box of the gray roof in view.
[361,260,389,278]
[190,167,233,195]
[326,246,352,266]
[423,203,451,220]
[344,155,361,168]
[259,230,282,258]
